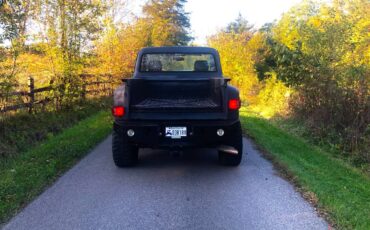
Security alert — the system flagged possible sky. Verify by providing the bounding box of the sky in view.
[185,0,302,45]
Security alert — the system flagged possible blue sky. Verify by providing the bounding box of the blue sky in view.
[185,0,302,45]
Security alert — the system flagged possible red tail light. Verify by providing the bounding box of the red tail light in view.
[228,99,240,110]
[112,106,125,117]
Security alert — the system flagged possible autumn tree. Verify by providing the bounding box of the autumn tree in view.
[94,0,193,79]
[256,0,370,156]
[208,15,260,102]
[31,0,107,106]
[94,18,151,77]
[0,0,39,89]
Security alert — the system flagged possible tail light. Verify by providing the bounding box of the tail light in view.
[112,106,125,117]
[228,99,240,110]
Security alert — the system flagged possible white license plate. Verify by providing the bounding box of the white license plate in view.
[165,127,187,139]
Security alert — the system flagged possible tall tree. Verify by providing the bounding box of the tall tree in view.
[226,13,254,34]
[208,15,259,102]
[0,0,36,44]
[142,0,192,46]
[29,0,107,106]
[0,0,35,78]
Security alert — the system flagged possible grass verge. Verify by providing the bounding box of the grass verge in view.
[240,109,370,230]
[0,97,111,158]
[0,110,112,224]
[270,115,370,174]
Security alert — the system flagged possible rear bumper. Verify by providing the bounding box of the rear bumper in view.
[113,120,240,149]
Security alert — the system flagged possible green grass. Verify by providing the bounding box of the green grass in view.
[0,97,112,158]
[270,116,370,174]
[240,109,370,229]
[0,110,112,223]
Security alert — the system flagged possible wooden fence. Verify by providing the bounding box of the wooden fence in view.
[0,74,119,114]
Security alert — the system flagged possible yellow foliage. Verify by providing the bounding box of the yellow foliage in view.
[207,31,261,102]
[91,19,151,79]
[252,73,292,119]
[0,51,57,87]
[207,25,292,118]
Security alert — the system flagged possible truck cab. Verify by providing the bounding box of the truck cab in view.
[112,46,243,167]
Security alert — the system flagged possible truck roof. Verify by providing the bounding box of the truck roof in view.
[139,46,219,54]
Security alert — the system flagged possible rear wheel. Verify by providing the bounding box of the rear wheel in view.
[112,129,138,167]
[218,122,243,166]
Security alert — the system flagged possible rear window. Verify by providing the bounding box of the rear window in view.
[140,53,217,72]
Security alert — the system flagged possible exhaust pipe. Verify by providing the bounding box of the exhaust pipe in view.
[218,145,238,155]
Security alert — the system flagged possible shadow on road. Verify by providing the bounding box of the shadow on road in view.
[137,148,221,168]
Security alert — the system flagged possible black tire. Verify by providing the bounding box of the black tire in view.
[218,122,243,166]
[112,129,138,167]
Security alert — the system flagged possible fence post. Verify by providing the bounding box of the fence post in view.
[80,74,86,100]
[109,74,114,95]
[103,75,107,96]
[28,76,35,114]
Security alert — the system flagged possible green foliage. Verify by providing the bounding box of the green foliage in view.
[142,0,192,46]
[226,13,254,34]
[0,97,111,158]
[272,114,370,173]
[0,0,35,42]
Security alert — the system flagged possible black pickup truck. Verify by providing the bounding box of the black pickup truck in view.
[112,46,243,167]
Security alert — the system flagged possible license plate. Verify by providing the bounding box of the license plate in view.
[165,127,187,139]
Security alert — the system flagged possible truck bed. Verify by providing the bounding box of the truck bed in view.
[128,78,226,114]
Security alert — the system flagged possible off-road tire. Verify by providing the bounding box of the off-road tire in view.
[218,122,243,166]
[112,129,138,167]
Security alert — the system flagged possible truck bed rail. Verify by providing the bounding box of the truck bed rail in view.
[132,98,219,109]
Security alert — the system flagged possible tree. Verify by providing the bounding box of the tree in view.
[259,0,370,155]
[142,0,192,46]
[94,18,152,77]
[15,0,107,107]
[208,15,260,102]
[0,0,36,43]
[226,13,254,34]
[0,0,39,83]
[94,0,194,78]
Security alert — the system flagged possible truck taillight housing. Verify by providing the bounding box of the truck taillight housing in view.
[228,99,240,110]
[112,106,125,117]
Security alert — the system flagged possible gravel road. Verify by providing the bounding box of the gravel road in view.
[3,136,327,230]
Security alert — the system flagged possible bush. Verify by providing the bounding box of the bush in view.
[251,73,292,118]
[290,76,370,163]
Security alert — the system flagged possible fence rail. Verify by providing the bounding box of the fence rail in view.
[0,74,119,114]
